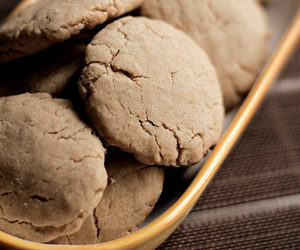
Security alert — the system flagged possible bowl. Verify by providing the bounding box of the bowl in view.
[1,0,300,249]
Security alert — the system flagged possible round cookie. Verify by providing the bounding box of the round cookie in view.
[79,16,224,166]
[0,0,144,63]
[0,93,107,242]
[141,0,269,110]
[50,151,164,244]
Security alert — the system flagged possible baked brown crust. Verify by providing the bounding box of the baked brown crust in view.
[0,0,144,63]
[141,0,269,110]
[80,16,224,166]
[51,151,164,244]
[0,93,107,242]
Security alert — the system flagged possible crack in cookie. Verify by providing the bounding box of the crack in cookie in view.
[79,16,224,166]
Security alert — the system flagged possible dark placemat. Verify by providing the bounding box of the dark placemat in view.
[281,42,300,78]
[194,83,300,211]
[159,45,300,249]
[159,204,300,249]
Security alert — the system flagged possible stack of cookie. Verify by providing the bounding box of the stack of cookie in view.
[0,0,269,245]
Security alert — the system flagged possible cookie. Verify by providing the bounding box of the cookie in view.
[50,150,164,244]
[0,0,144,63]
[141,0,269,110]
[0,93,107,242]
[79,16,224,166]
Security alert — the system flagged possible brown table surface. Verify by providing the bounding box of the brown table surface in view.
[1,2,300,249]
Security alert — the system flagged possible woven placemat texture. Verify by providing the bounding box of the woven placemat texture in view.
[194,82,300,211]
[158,46,300,249]
[160,204,300,249]
[281,43,300,78]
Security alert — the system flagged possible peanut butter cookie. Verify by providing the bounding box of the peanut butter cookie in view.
[0,93,107,242]
[141,0,269,110]
[79,16,224,166]
[0,0,144,63]
[51,151,164,244]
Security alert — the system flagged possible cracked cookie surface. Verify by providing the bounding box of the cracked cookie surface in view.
[50,150,164,244]
[79,16,224,166]
[0,93,107,242]
[141,0,269,110]
[0,0,144,63]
